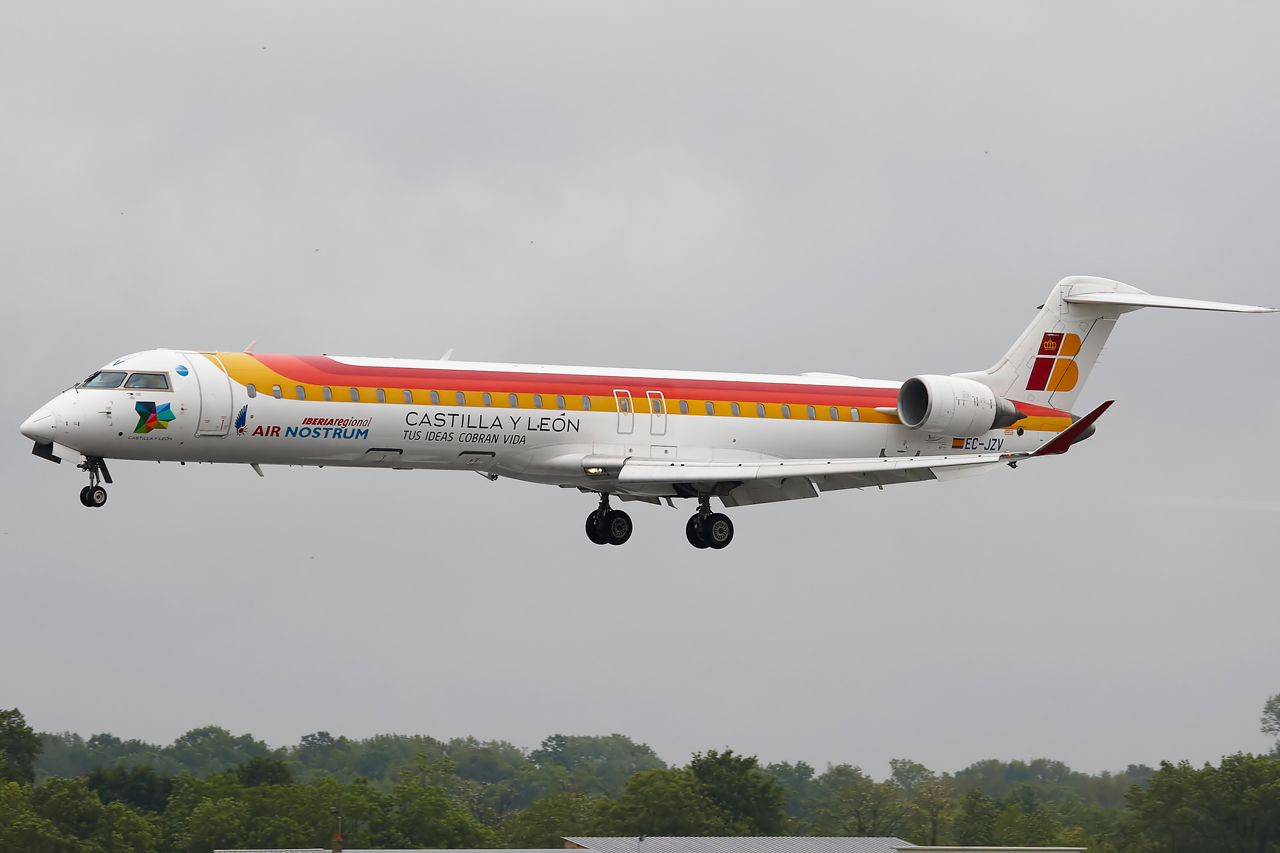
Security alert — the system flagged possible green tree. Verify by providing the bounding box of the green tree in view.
[1263,693,1280,741]
[27,776,162,853]
[589,768,727,836]
[531,734,666,799]
[953,787,998,845]
[495,791,598,847]
[993,800,1060,847]
[0,709,43,785]
[1128,753,1280,853]
[236,755,293,787]
[0,778,81,852]
[385,770,494,848]
[166,726,273,777]
[909,777,953,846]
[688,749,787,835]
[814,769,909,837]
[888,759,933,794]
[87,763,173,814]
[763,761,820,824]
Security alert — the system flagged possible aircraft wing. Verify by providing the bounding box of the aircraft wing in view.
[616,453,1009,485]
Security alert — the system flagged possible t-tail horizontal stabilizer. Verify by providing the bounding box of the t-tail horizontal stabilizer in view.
[1063,293,1277,313]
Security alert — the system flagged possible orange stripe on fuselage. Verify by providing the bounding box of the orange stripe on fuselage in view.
[206,352,1074,432]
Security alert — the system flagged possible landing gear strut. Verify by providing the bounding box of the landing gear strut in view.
[686,495,733,549]
[585,493,632,546]
[77,457,111,509]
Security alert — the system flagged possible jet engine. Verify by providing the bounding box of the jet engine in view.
[896,375,1025,437]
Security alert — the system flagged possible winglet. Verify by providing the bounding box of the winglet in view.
[1032,400,1114,457]
[243,340,257,354]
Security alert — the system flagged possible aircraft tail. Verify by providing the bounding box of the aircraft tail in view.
[953,276,1275,413]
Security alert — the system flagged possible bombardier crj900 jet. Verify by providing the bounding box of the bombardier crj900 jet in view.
[20,277,1276,549]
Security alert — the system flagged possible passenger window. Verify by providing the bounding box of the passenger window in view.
[82,371,127,388]
[830,406,839,420]
[247,384,257,398]
[782,405,791,418]
[125,373,170,390]
[402,390,412,404]
[349,387,360,402]
[509,393,519,407]
[731,402,740,416]
[756,403,765,417]
[850,407,860,422]
[807,405,816,419]
[581,396,591,411]
[272,385,282,399]
[704,401,715,415]
[429,390,440,405]
[323,386,333,401]
[679,400,689,414]
[455,391,465,406]
[376,389,387,403]
[483,392,492,406]
[296,386,306,400]
[556,395,565,410]
[534,395,543,408]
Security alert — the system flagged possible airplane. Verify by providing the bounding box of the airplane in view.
[19,276,1275,549]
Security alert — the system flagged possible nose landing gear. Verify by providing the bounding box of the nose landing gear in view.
[585,493,632,546]
[77,457,112,509]
[685,495,734,549]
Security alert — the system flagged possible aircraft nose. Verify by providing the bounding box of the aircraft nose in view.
[20,407,56,444]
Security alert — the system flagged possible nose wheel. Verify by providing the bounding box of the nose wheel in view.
[686,496,733,549]
[585,493,632,545]
[76,457,112,509]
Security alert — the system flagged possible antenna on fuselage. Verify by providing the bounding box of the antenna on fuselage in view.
[243,340,257,354]
[440,348,454,361]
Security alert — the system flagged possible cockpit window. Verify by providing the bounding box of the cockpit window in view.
[124,373,170,390]
[81,371,127,388]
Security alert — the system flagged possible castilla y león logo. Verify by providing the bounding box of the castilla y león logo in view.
[134,402,175,433]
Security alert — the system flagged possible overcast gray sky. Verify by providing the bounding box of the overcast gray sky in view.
[2,3,1278,779]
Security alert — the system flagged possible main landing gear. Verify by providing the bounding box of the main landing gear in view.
[77,457,112,508]
[583,493,735,549]
[585,493,633,546]
[685,495,734,550]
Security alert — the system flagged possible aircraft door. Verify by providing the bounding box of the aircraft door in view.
[646,391,667,436]
[185,353,233,436]
[613,390,634,435]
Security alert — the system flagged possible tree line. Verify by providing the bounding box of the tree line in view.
[0,695,1277,852]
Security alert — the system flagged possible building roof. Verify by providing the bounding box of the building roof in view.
[564,837,913,853]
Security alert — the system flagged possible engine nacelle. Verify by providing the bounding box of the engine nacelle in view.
[897,375,1024,437]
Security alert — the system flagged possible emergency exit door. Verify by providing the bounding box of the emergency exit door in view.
[614,390,633,434]
[646,391,667,436]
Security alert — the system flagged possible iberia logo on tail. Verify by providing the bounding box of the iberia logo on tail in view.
[1026,332,1080,393]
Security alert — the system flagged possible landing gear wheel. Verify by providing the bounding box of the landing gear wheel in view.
[703,513,733,549]
[88,486,108,508]
[685,515,709,549]
[603,510,632,545]
[585,512,607,545]
[79,486,93,507]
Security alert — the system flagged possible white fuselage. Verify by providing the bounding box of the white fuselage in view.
[25,349,1064,501]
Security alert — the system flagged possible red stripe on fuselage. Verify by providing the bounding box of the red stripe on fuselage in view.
[251,354,1070,419]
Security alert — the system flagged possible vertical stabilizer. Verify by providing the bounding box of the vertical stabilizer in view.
[953,276,1275,413]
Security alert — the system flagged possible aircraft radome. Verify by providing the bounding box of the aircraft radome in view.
[20,277,1276,549]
